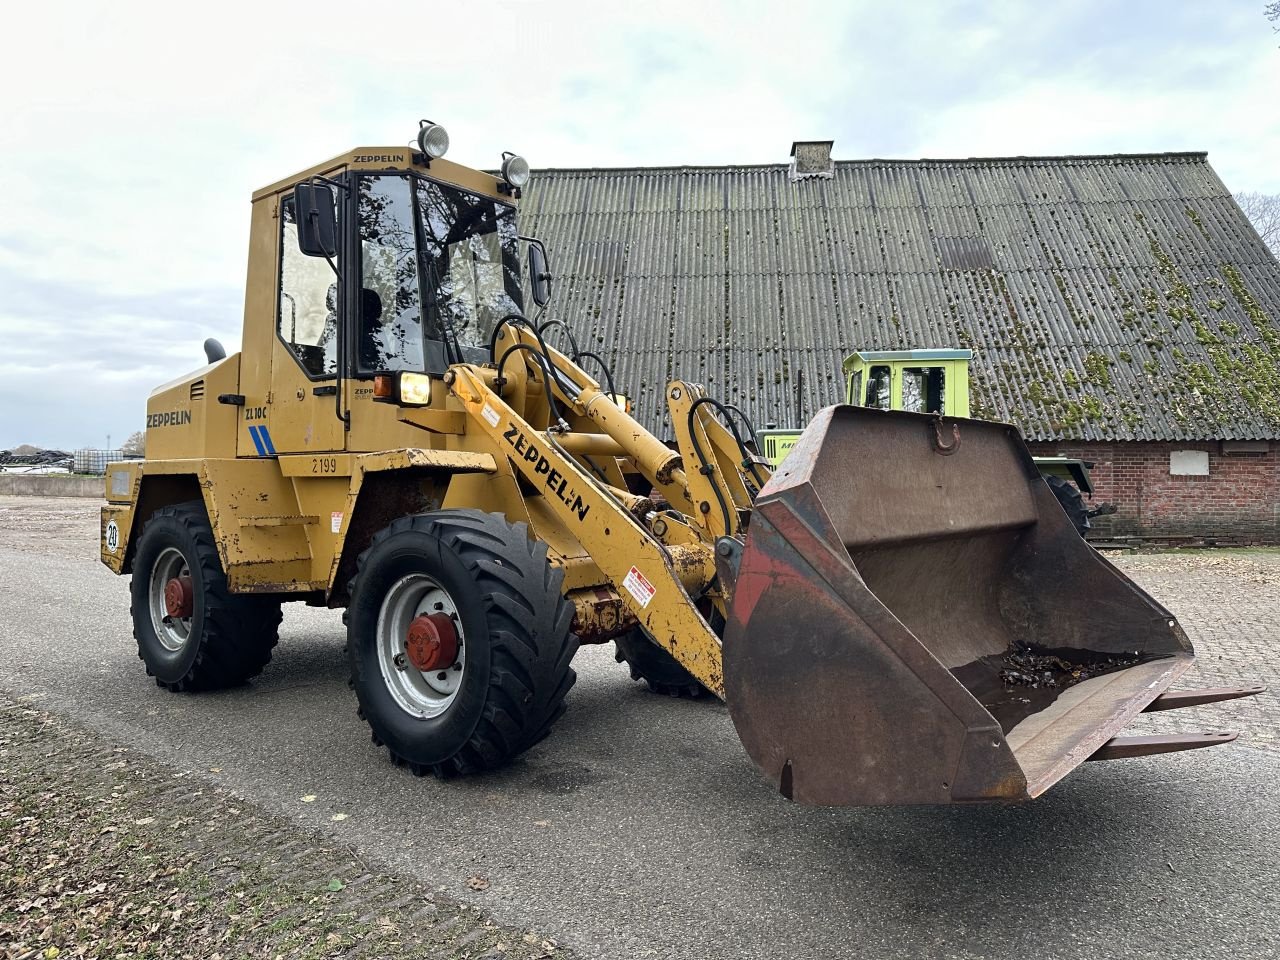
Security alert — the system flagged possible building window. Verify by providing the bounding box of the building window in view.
[1169,450,1209,476]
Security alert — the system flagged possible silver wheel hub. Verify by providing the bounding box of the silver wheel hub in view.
[148,546,193,653]
[376,573,466,719]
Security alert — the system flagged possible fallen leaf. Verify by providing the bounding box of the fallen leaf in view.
[532,820,550,827]
[134,817,155,826]
[209,767,221,773]
[327,878,345,892]
[330,813,348,822]
[300,795,317,803]
[466,875,490,892]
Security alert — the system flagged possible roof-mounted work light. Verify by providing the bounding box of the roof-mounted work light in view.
[501,151,531,189]
[417,120,450,159]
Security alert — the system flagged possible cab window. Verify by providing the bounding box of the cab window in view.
[847,370,863,405]
[902,366,945,414]
[415,179,522,363]
[865,366,891,409]
[278,196,338,378]
[356,176,425,373]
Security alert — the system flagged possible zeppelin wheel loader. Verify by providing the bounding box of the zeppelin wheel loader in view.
[99,124,1262,804]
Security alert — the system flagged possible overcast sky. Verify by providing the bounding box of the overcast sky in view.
[2,0,1277,449]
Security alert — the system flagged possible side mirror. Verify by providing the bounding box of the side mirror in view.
[295,183,337,258]
[526,239,552,307]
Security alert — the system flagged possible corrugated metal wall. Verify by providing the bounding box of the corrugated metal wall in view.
[520,154,1280,441]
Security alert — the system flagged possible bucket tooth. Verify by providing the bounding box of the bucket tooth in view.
[1088,732,1238,761]
[1142,685,1265,712]
[726,405,1221,806]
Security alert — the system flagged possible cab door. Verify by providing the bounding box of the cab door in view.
[263,192,346,456]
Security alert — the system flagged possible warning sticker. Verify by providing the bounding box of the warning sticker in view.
[104,520,120,554]
[621,566,656,608]
[481,403,500,427]
[331,511,343,533]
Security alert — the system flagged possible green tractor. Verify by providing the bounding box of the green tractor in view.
[758,349,1111,536]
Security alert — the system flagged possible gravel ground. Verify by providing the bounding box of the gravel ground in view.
[1,495,1278,960]
[0,698,569,960]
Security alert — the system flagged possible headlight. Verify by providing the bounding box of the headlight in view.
[399,372,433,406]
[501,152,530,188]
[417,121,449,159]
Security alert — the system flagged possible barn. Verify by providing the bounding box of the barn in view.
[520,143,1280,541]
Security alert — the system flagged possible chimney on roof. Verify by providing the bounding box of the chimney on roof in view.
[789,140,834,181]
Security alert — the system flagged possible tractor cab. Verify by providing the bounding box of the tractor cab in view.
[759,348,971,463]
[843,348,971,417]
[758,348,1105,536]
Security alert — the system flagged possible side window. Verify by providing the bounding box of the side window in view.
[279,196,338,378]
[357,176,425,373]
[903,367,945,414]
[848,370,863,406]
[865,366,891,409]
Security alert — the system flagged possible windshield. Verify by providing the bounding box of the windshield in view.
[356,174,522,374]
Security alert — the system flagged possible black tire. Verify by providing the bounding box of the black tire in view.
[129,501,282,691]
[346,510,577,777]
[1045,475,1091,537]
[614,628,708,699]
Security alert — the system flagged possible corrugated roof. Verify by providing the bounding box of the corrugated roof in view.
[519,152,1280,441]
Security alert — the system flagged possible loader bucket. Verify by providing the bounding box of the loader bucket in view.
[725,406,1198,805]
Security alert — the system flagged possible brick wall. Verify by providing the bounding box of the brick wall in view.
[1024,440,1280,542]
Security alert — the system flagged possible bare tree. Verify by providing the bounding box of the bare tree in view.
[1235,192,1280,257]
[121,430,146,457]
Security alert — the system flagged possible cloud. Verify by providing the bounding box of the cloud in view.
[0,0,1275,446]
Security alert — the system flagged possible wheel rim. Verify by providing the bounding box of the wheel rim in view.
[376,573,467,719]
[148,546,193,652]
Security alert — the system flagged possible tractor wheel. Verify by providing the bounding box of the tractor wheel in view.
[130,501,282,691]
[1045,475,1091,538]
[614,628,708,699]
[346,510,577,776]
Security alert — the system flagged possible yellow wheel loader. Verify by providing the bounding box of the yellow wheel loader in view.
[99,124,1262,804]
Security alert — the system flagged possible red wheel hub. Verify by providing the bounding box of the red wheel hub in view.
[405,613,459,672]
[164,575,194,619]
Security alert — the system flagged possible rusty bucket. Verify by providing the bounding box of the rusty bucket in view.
[724,406,1234,805]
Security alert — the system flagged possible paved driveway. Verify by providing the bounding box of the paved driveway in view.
[2,496,1277,959]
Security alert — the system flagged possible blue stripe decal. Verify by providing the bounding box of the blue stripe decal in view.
[247,425,267,456]
[259,426,278,456]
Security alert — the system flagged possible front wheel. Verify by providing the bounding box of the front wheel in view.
[129,501,282,691]
[346,510,577,777]
[614,628,710,699]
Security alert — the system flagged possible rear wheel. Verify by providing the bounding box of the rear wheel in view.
[614,628,709,699]
[346,510,577,776]
[1045,475,1091,538]
[129,501,282,691]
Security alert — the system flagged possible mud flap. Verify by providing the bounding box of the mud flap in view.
[724,406,1205,805]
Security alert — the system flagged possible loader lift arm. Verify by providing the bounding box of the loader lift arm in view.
[444,320,774,698]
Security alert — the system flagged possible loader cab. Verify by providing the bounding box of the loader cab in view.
[843,349,972,418]
[281,170,524,381]
[242,139,531,457]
